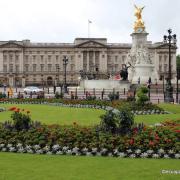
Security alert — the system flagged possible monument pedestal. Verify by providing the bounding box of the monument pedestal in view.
[132,64,158,84]
[80,79,130,90]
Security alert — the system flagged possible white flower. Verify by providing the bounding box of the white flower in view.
[168,150,174,154]
[135,149,141,154]
[17,148,25,153]
[113,149,119,155]
[118,152,126,158]
[154,123,162,127]
[25,145,32,150]
[36,149,43,154]
[9,147,16,152]
[72,147,79,153]
[16,143,23,148]
[46,151,52,155]
[0,144,5,148]
[7,144,13,148]
[146,150,154,154]
[34,145,41,150]
[52,144,60,151]
[101,148,107,154]
[96,152,102,156]
[140,153,148,158]
[126,149,132,153]
[62,146,69,152]
[27,149,34,154]
[56,151,63,155]
[66,150,72,155]
[152,154,159,158]
[175,154,180,159]
[129,154,136,158]
[92,148,98,153]
[43,146,50,152]
[2,148,7,152]
[163,154,170,159]
[158,148,165,154]
[86,152,92,156]
[82,147,88,153]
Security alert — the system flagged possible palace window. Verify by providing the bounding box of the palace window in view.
[3,55,7,62]
[3,65,7,72]
[15,65,19,72]
[15,55,19,63]
[9,64,13,72]
[48,64,52,72]
[164,64,167,72]
[25,64,29,72]
[40,64,44,72]
[159,65,162,72]
[33,64,36,72]
[9,54,13,62]
[25,55,28,63]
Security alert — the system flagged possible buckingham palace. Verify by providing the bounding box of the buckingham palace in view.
[0,37,177,87]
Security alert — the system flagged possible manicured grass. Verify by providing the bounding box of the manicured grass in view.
[0,103,179,125]
[0,152,179,180]
[135,103,180,125]
[0,104,105,126]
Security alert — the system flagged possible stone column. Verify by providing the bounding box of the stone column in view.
[87,51,89,71]
[9,76,14,87]
[0,51,3,72]
[22,77,26,87]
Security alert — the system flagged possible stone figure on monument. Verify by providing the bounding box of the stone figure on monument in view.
[120,63,132,81]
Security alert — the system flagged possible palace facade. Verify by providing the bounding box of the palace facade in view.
[0,38,177,87]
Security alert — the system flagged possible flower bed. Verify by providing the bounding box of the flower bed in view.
[0,121,179,158]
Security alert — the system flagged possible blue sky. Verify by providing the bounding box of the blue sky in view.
[0,0,179,52]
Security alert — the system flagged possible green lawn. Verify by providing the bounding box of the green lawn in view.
[0,103,179,125]
[0,104,105,126]
[135,103,180,125]
[0,152,179,180]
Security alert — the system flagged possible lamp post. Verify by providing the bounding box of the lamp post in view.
[163,29,177,102]
[63,56,68,93]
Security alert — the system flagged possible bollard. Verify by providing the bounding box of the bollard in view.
[48,87,49,94]
[158,98,159,104]
[84,88,86,95]
[124,88,125,95]
[75,88,77,97]
[93,88,95,96]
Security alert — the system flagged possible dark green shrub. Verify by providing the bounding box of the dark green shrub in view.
[108,92,119,101]
[136,86,149,105]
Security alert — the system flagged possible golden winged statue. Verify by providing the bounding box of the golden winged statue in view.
[134,4,145,32]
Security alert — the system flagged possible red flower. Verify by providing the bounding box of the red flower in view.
[174,130,180,133]
[129,139,134,145]
[9,107,17,111]
[149,140,154,146]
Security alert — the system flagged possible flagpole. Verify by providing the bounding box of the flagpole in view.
[88,20,92,38]
[88,20,90,38]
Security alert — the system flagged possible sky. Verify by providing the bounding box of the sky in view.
[0,0,179,53]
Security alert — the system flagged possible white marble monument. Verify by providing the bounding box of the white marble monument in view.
[127,5,158,84]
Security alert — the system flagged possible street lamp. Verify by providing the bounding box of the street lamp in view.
[63,56,68,93]
[163,29,177,102]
